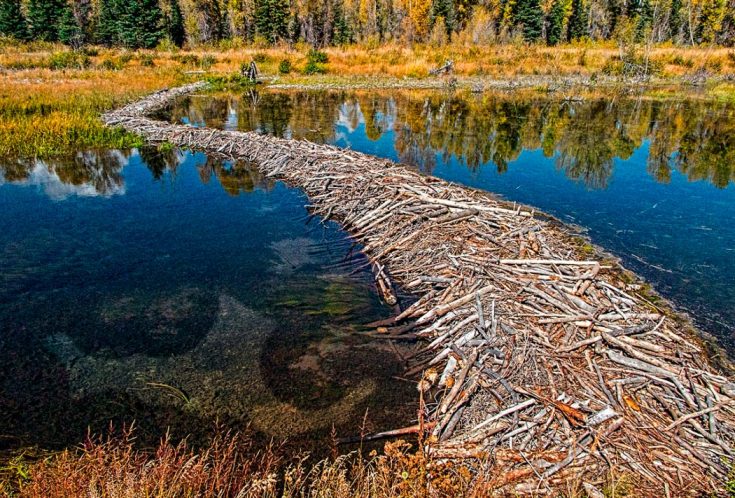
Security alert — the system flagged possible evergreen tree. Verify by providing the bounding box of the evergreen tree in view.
[255,0,289,43]
[0,0,29,40]
[515,0,543,42]
[567,0,588,41]
[95,0,118,45]
[95,0,163,48]
[58,5,84,46]
[167,0,185,46]
[27,0,66,41]
[333,1,352,44]
[546,0,565,45]
[136,0,164,47]
[432,0,457,35]
[627,0,652,40]
[607,0,622,36]
[669,0,683,40]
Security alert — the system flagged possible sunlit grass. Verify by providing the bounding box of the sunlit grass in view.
[1,39,734,159]
[0,427,473,497]
[0,62,183,158]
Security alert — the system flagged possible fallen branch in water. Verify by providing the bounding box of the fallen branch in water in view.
[337,422,437,444]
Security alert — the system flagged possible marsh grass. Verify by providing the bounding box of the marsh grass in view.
[0,63,182,158]
[2,40,735,160]
[0,427,491,498]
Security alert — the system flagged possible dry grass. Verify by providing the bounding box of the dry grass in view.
[0,427,496,498]
[1,39,735,158]
[154,42,735,79]
[0,54,184,157]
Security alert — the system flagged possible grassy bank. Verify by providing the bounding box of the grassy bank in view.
[2,40,735,160]
[3,40,735,160]
[0,46,185,158]
[7,39,735,79]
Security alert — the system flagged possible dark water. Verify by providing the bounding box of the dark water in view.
[164,89,735,351]
[0,149,415,453]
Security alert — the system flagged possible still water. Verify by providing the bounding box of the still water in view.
[0,149,414,452]
[164,89,735,351]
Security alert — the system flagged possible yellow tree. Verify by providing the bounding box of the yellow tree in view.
[697,0,725,42]
[397,0,432,41]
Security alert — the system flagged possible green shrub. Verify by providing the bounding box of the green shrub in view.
[303,60,326,74]
[204,73,255,90]
[82,47,99,57]
[48,51,91,70]
[156,38,179,52]
[307,49,328,64]
[177,54,200,66]
[99,57,124,71]
[200,54,216,69]
[119,52,133,64]
[278,59,291,74]
[253,52,268,63]
[140,54,155,67]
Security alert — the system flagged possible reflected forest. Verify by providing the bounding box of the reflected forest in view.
[0,146,272,198]
[167,89,735,190]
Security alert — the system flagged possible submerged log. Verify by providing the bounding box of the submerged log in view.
[102,83,735,496]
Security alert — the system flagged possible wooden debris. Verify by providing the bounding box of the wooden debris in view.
[429,59,454,76]
[102,83,735,496]
[241,61,259,82]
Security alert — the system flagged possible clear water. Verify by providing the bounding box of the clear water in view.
[0,148,414,452]
[163,89,735,351]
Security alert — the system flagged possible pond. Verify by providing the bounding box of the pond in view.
[162,88,735,352]
[0,148,415,453]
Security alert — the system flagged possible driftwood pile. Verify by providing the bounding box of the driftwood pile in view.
[103,83,735,496]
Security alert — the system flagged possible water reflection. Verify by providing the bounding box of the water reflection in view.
[0,149,414,454]
[0,147,277,200]
[164,90,735,189]
[160,89,735,352]
[0,150,127,199]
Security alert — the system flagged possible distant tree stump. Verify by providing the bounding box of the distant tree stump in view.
[430,60,454,76]
[241,61,259,83]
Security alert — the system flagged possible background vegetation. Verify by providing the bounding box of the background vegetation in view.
[2,0,735,49]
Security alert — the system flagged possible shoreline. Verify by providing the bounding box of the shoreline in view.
[101,82,735,494]
[265,73,728,93]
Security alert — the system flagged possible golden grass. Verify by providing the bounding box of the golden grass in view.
[0,428,489,498]
[157,42,735,79]
[0,60,185,158]
[1,39,734,160]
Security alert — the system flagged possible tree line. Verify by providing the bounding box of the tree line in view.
[0,0,734,48]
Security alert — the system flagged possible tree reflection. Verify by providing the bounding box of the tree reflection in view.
[0,150,127,199]
[197,157,273,196]
[175,90,735,190]
[5,92,735,196]
[1,147,273,199]
[139,145,184,180]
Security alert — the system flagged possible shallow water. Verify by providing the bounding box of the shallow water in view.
[163,89,735,351]
[0,149,415,452]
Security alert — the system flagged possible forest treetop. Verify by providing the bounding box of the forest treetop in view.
[0,0,733,49]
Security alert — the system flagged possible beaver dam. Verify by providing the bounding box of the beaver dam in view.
[103,83,735,495]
